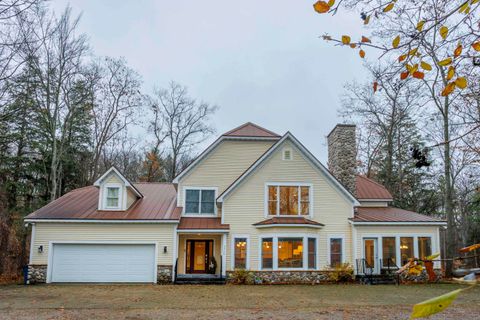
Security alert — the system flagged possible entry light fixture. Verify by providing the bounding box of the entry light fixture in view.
[164,246,168,254]
[38,245,43,254]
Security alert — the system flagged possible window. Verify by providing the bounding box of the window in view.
[418,237,432,259]
[382,237,396,267]
[308,238,317,269]
[400,237,414,265]
[234,238,247,269]
[267,185,310,216]
[106,187,120,208]
[329,238,343,267]
[278,238,303,268]
[262,238,273,269]
[185,188,215,214]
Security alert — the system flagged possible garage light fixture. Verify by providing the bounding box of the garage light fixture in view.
[38,245,43,254]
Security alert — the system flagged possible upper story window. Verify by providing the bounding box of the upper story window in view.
[267,184,311,216]
[101,183,123,210]
[185,188,216,215]
[106,187,120,208]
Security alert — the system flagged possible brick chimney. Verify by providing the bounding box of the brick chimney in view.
[327,124,356,196]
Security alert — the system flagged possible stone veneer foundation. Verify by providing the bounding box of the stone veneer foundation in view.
[226,270,334,284]
[157,265,173,284]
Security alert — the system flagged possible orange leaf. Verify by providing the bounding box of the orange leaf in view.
[454,44,463,58]
[383,2,394,12]
[439,26,449,40]
[373,81,378,92]
[455,77,467,89]
[361,36,371,43]
[313,1,330,13]
[350,43,357,48]
[441,82,456,96]
[342,35,351,44]
[359,49,365,58]
[392,35,400,48]
[447,66,455,80]
[398,54,407,62]
[364,15,370,25]
[400,72,409,80]
[472,42,480,51]
[438,57,452,66]
[412,71,424,79]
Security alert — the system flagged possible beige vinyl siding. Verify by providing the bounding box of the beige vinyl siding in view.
[126,189,137,208]
[223,140,354,270]
[105,172,122,184]
[358,201,390,207]
[353,225,441,267]
[177,140,275,206]
[31,223,176,265]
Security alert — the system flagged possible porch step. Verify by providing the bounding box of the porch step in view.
[356,274,399,285]
[175,275,226,285]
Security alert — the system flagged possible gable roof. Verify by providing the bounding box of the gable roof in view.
[217,132,360,206]
[356,175,393,201]
[222,122,281,138]
[253,217,324,228]
[351,207,446,225]
[25,183,181,221]
[93,166,143,198]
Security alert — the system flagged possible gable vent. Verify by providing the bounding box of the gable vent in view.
[282,148,292,160]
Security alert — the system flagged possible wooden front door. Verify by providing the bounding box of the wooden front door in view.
[186,240,213,274]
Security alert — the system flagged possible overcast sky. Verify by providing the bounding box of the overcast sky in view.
[50,0,369,162]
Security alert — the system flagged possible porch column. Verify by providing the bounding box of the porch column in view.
[172,225,178,282]
[221,233,227,276]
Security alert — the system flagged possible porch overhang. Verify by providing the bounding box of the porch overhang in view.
[253,217,324,229]
[177,217,230,233]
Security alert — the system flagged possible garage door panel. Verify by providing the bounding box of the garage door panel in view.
[51,244,156,283]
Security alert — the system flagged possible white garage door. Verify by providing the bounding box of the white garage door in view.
[50,244,156,283]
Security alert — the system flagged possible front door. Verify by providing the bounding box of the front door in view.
[186,240,213,274]
[363,238,379,274]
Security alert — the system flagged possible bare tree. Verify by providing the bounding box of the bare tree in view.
[150,82,217,181]
[87,56,144,182]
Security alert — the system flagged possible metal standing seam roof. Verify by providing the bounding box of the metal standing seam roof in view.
[352,207,445,223]
[25,183,182,221]
[253,217,324,227]
[177,217,230,230]
[356,175,393,200]
[222,122,281,138]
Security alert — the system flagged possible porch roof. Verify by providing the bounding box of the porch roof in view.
[351,207,446,223]
[253,217,324,228]
[177,217,230,231]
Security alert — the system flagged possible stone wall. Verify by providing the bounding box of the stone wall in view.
[28,265,47,284]
[399,269,443,283]
[157,265,173,284]
[327,124,357,196]
[226,270,334,284]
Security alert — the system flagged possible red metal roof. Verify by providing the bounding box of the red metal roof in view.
[352,207,445,223]
[222,122,281,138]
[178,217,229,230]
[253,217,324,227]
[356,175,393,200]
[25,183,181,221]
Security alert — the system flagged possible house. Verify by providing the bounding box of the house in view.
[24,122,446,284]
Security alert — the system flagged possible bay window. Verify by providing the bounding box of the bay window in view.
[267,184,311,216]
[261,238,273,269]
[260,235,318,270]
[278,238,303,268]
[185,188,216,214]
[308,238,317,269]
[234,237,248,269]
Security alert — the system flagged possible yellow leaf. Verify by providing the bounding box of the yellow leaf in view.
[421,61,432,71]
[406,64,418,75]
[392,35,400,48]
[459,2,470,13]
[455,77,467,89]
[472,0,479,4]
[410,289,462,319]
[472,42,480,51]
[439,26,449,40]
[438,57,452,66]
[361,36,371,43]
[359,49,365,58]
[313,1,330,13]
[409,48,418,56]
[441,82,456,96]
[342,35,351,45]
[364,15,370,25]
[383,2,394,12]
[398,54,407,62]
[425,253,440,260]
[327,0,335,6]
[454,44,462,58]
[416,21,425,32]
[447,66,455,80]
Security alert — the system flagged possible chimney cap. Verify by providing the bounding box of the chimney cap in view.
[326,124,356,138]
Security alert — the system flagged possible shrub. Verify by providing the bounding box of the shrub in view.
[325,263,354,283]
[229,269,255,284]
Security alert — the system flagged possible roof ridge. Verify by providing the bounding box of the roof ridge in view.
[357,175,389,189]
[222,122,281,137]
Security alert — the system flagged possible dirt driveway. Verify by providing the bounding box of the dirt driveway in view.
[0,283,479,319]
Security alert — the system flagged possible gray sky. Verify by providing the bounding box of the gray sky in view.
[50,0,369,162]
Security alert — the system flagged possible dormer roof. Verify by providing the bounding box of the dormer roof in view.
[222,122,281,138]
[93,166,143,198]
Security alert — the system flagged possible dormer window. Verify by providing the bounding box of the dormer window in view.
[106,187,120,208]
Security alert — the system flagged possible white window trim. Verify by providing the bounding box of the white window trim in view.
[327,235,346,266]
[264,182,314,218]
[259,233,319,271]
[231,235,250,269]
[101,183,124,211]
[182,186,218,216]
[282,147,292,160]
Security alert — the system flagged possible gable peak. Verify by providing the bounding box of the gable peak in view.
[222,122,281,138]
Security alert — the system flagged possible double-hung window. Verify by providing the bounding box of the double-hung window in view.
[233,237,248,269]
[103,185,122,210]
[329,237,343,267]
[267,184,311,216]
[185,188,216,214]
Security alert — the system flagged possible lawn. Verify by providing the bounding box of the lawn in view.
[0,284,479,319]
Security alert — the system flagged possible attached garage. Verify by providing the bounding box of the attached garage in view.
[48,243,157,283]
